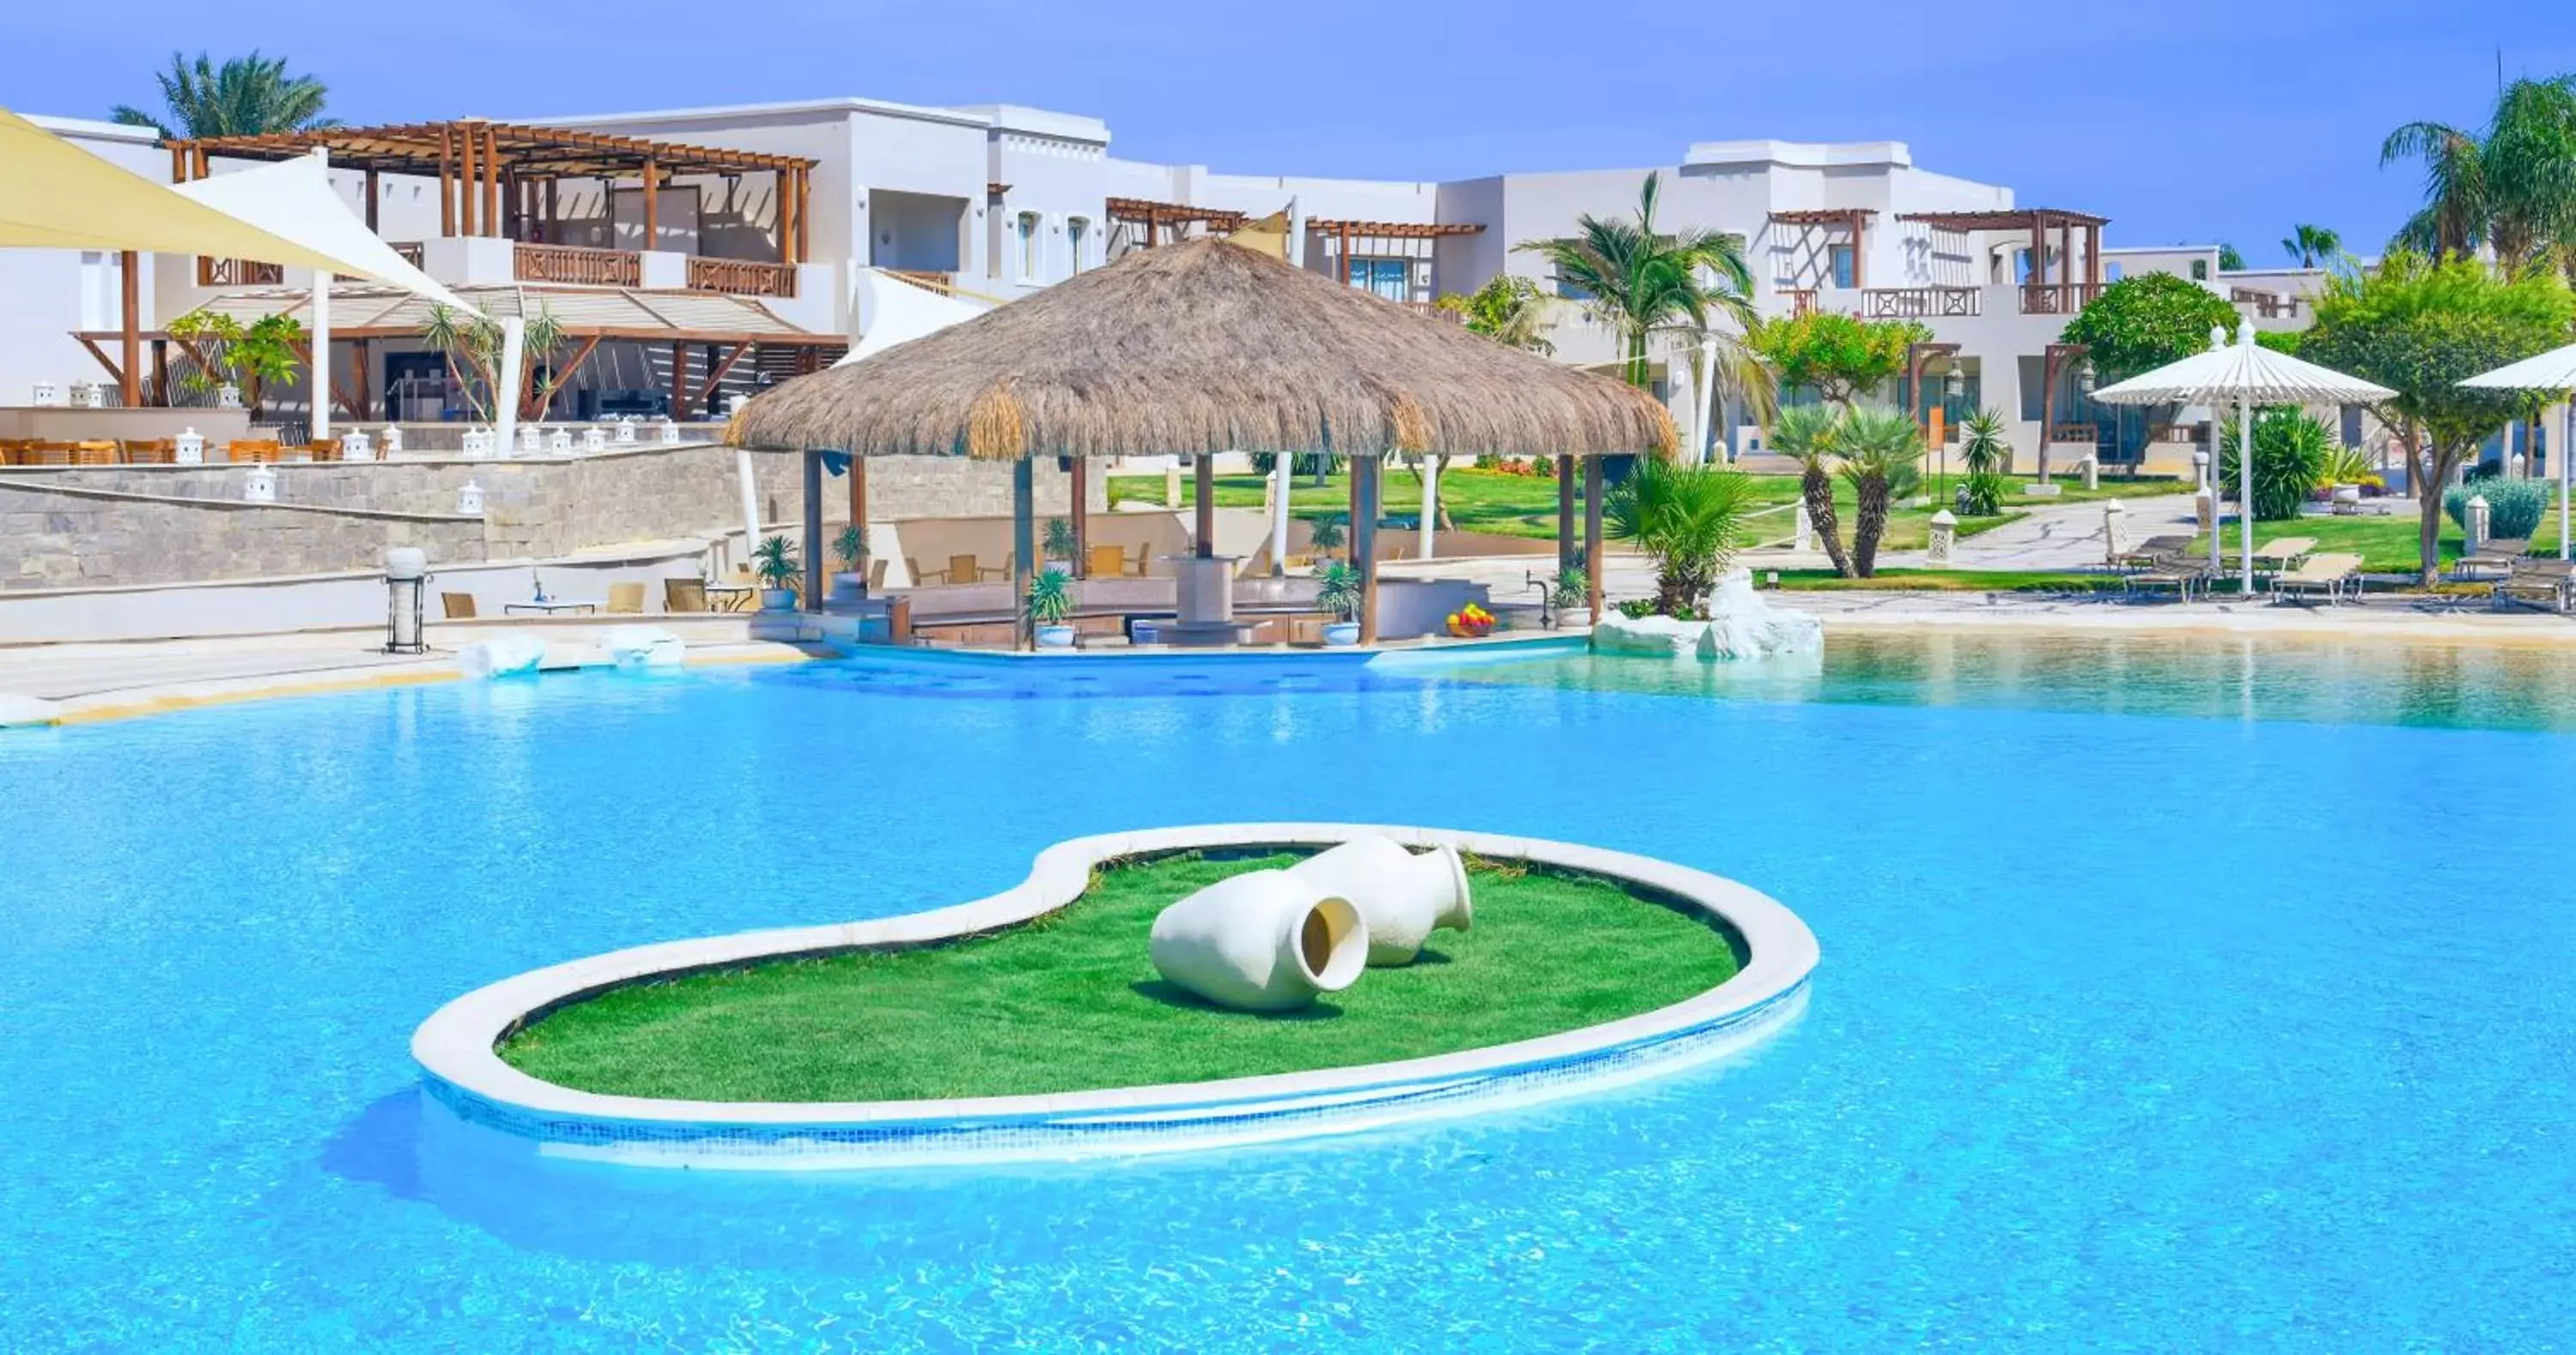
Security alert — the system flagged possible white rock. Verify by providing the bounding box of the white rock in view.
[1589,611,1708,658]
[1698,573,1823,661]
[0,693,66,728]
[456,636,548,679]
[598,625,686,667]
[1287,836,1473,966]
[1149,869,1369,1012]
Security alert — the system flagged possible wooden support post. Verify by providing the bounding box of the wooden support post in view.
[439,126,455,236]
[1012,458,1036,650]
[1557,453,1577,573]
[670,340,688,419]
[544,178,558,242]
[1194,454,1216,557]
[1583,456,1605,617]
[1356,455,1382,644]
[1850,209,1867,289]
[2060,220,2074,307]
[151,339,168,408]
[483,125,500,238]
[849,455,869,592]
[458,125,477,236]
[2087,222,2102,285]
[802,450,825,612]
[1340,222,1353,286]
[795,167,811,264]
[2040,348,2058,485]
[1071,455,1090,577]
[2029,214,2043,290]
[364,168,380,233]
[118,251,140,407]
[642,159,659,252]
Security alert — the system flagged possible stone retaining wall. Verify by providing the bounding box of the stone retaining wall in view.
[0,445,1094,590]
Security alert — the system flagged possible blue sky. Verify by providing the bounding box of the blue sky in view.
[6,0,2571,264]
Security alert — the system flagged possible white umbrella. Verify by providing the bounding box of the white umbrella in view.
[2461,341,2576,561]
[2090,325,2396,592]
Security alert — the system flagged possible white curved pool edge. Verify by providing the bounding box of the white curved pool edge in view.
[413,823,1820,1170]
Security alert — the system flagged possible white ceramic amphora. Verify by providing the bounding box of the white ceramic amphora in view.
[1148,869,1368,1011]
[1287,836,1472,966]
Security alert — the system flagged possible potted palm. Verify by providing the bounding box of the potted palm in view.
[1316,562,1363,645]
[1042,518,1078,574]
[751,535,801,611]
[831,524,867,594]
[1026,567,1076,647]
[1306,515,1346,562]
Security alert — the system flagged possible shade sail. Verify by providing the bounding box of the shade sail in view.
[837,269,992,366]
[2459,342,2576,392]
[0,105,468,309]
[2088,325,2395,407]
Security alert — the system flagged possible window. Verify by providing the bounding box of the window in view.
[1346,258,1409,301]
[2106,262,2125,282]
[1066,216,1091,272]
[1554,266,1592,301]
[2190,258,2209,281]
[1828,244,1856,289]
[1017,212,1043,282]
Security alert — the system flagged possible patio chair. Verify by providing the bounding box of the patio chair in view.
[606,582,646,615]
[1088,544,1128,578]
[946,554,982,586]
[24,441,75,465]
[2490,558,2576,614]
[1132,541,1156,576]
[866,558,888,590]
[124,439,173,465]
[907,556,939,585]
[2269,552,2363,605]
[2457,537,2531,580]
[664,578,709,612]
[72,440,118,465]
[2251,537,2318,574]
[440,592,477,620]
[2124,559,2214,601]
[2113,534,2193,570]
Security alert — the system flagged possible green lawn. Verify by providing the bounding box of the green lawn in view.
[1109,468,2187,552]
[500,851,1741,1103]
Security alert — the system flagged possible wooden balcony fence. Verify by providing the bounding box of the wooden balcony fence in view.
[2048,422,2104,445]
[2231,289,2302,319]
[513,242,641,287]
[883,270,957,296]
[1783,288,1819,317]
[197,257,285,287]
[2019,283,2105,315]
[686,257,798,298]
[1862,287,1980,319]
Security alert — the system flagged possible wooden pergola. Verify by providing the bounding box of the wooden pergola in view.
[167,120,817,267]
[1304,219,1485,292]
[1895,207,2108,310]
[1105,197,1245,252]
[1767,208,1876,289]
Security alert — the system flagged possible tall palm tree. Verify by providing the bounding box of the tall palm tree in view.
[1514,173,1770,413]
[1832,409,1923,578]
[2383,75,2576,272]
[111,52,336,139]
[2279,223,2342,267]
[1771,404,1850,577]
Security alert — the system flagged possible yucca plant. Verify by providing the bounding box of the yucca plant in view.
[1959,408,2013,477]
[832,524,866,570]
[1024,568,1073,625]
[1770,405,1850,577]
[1604,458,1757,616]
[1043,518,1078,562]
[1834,409,1926,578]
[1315,562,1363,621]
[2219,409,2332,521]
[751,535,800,589]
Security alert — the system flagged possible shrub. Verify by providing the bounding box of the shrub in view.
[2445,478,2554,539]
[1024,568,1073,625]
[1956,471,2013,516]
[1315,562,1362,620]
[2219,409,2331,521]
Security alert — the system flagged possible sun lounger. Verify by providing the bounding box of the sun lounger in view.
[606,582,645,615]
[1088,544,1129,577]
[2491,558,2576,613]
[2457,537,2532,580]
[2251,537,2317,573]
[2269,552,2362,605]
[440,592,477,620]
[2114,534,2193,570]
[2124,560,2214,600]
[664,578,709,613]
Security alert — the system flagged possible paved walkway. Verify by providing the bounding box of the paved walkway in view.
[1881,493,2200,571]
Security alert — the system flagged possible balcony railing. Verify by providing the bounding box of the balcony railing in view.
[392,241,426,268]
[2048,422,2104,445]
[883,269,957,296]
[687,257,798,298]
[2231,288,2302,319]
[197,257,285,287]
[2020,283,2105,315]
[515,242,641,287]
[1783,288,1819,317]
[1862,286,1980,319]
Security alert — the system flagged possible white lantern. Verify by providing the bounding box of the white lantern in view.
[547,428,573,454]
[243,465,277,503]
[461,428,493,458]
[517,424,543,456]
[72,380,107,409]
[31,378,62,406]
[340,429,374,462]
[614,420,637,445]
[173,428,205,465]
[380,425,404,455]
[581,427,606,451]
[455,479,484,515]
[657,417,681,445]
[216,383,244,410]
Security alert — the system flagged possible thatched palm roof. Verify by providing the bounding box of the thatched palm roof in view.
[726,237,1675,459]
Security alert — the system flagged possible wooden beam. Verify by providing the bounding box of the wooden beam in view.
[349,337,371,421]
[702,341,752,406]
[1850,209,1868,289]
[1356,455,1382,644]
[151,339,169,407]
[439,125,455,236]
[1013,458,1036,649]
[483,124,501,238]
[1071,455,1089,577]
[74,335,124,385]
[669,338,688,418]
[118,251,140,407]
[850,454,869,589]
[457,123,476,236]
[803,449,826,615]
[1557,453,1577,573]
[795,167,810,264]
[1583,456,1605,617]
[1194,454,1215,556]
[642,158,659,251]
[364,167,380,233]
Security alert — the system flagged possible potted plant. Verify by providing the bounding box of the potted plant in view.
[751,534,801,611]
[1042,518,1078,574]
[1552,564,1591,629]
[832,523,868,594]
[1026,567,1076,647]
[1316,562,1363,645]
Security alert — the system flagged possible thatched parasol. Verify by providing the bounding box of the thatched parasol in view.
[727,235,1674,461]
[730,236,1674,646]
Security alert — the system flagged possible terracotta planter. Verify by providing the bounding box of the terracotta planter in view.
[1149,870,1368,1011]
[1288,837,1473,966]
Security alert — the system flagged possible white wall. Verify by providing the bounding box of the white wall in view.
[0,118,167,405]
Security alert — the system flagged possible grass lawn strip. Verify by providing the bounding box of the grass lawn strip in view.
[501,852,1743,1103]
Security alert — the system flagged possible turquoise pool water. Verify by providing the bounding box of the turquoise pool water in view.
[3,635,2572,1349]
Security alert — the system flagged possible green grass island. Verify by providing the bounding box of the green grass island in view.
[500,851,1746,1103]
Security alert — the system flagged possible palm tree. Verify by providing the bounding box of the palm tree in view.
[1434,276,1557,355]
[1771,404,1850,577]
[1514,172,1769,407]
[2383,76,2576,272]
[1834,409,1923,578]
[111,52,335,139]
[1603,456,1757,617]
[2280,223,2342,267]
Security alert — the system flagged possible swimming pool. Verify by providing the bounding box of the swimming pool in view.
[3,635,2569,1348]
